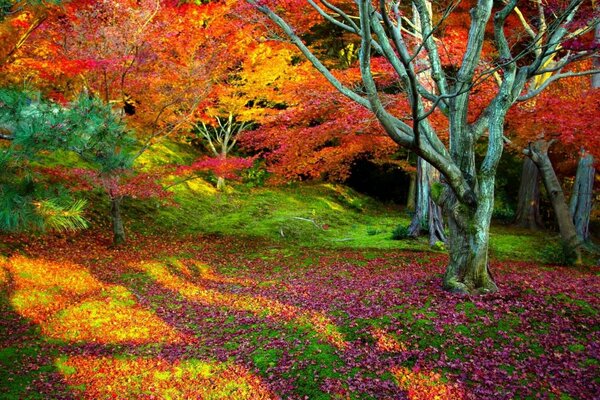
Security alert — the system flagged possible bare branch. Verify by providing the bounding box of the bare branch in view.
[518,69,600,101]
[248,0,371,109]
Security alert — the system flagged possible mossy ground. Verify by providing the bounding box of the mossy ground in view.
[2,141,597,399]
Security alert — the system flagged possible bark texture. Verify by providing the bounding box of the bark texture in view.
[438,187,498,294]
[216,176,226,191]
[408,158,446,244]
[569,151,594,241]
[515,157,544,229]
[525,140,581,261]
[111,196,126,245]
[406,172,416,211]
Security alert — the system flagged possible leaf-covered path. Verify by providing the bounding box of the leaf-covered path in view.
[1,233,598,399]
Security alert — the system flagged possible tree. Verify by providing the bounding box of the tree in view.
[569,26,600,243]
[514,157,543,230]
[246,0,598,293]
[0,89,105,233]
[192,114,252,191]
[0,2,97,234]
[4,0,247,244]
[509,57,599,255]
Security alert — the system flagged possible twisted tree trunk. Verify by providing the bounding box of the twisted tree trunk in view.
[438,177,497,294]
[515,157,544,229]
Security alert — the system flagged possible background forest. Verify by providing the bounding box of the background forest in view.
[0,0,599,399]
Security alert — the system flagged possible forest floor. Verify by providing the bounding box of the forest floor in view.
[1,151,599,399]
[1,230,598,399]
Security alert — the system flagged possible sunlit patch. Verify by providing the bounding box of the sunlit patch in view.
[44,286,183,343]
[186,261,257,286]
[181,179,217,195]
[391,366,466,400]
[0,258,9,289]
[8,256,103,322]
[371,328,407,352]
[7,256,183,344]
[137,261,347,348]
[56,356,277,399]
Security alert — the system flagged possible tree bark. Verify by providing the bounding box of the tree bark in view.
[111,196,126,245]
[515,157,544,229]
[216,176,226,191]
[438,183,497,294]
[408,157,429,237]
[569,150,594,242]
[592,24,600,89]
[408,158,446,244]
[406,171,416,211]
[525,140,581,262]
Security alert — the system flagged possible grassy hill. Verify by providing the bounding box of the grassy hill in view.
[74,140,547,261]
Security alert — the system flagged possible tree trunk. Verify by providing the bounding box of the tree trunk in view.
[569,150,594,242]
[438,182,498,294]
[406,171,416,211]
[592,24,600,89]
[525,140,582,262]
[408,157,446,244]
[515,157,544,229]
[427,167,446,245]
[216,176,226,191]
[111,196,126,245]
[408,158,428,237]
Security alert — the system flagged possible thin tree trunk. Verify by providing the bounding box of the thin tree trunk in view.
[525,140,582,262]
[406,2,444,245]
[216,176,226,191]
[408,157,428,237]
[428,167,446,245]
[515,157,544,229]
[569,150,594,242]
[409,158,446,244]
[111,196,126,245]
[406,171,416,211]
[592,24,600,89]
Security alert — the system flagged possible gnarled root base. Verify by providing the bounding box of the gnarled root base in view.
[443,274,498,295]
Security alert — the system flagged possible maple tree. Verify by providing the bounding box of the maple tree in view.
[508,59,599,255]
[247,0,599,294]
[2,0,255,244]
[191,114,253,191]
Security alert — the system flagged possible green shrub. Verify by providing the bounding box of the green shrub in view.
[431,241,445,251]
[493,205,515,223]
[367,227,382,236]
[391,225,410,240]
[243,163,269,187]
[540,240,578,266]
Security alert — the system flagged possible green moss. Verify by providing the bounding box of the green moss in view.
[568,343,585,353]
[252,348,282,373]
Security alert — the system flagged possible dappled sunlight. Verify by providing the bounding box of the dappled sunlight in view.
[6,256,184,344]
[391,366,467,400]
[181,179,218,195]
[136,261,348,349]
[56,355,277,399]
[174,259,257,287]
[370,328,407,352]
[0,258,9,288]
